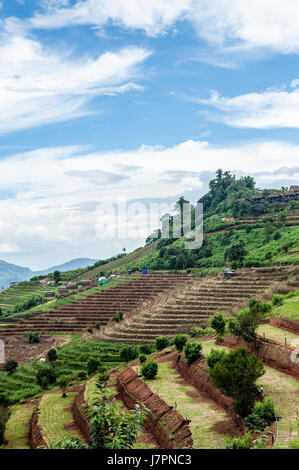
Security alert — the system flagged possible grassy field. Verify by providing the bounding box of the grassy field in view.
[38,391,81,446]
[271,297,299,322]
[139,361,239,449]
[257,324,299,345]
[4,404,34,449]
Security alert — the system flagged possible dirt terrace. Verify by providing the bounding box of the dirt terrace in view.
[99,267,293,343]
[0,274,193,337]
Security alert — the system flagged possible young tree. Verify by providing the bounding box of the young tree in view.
[228,299,265,345]
[210,313,226,336]
[209,347,265,417]
[53,270,61,284]
[224,241,248,267]
[47,348,58,365]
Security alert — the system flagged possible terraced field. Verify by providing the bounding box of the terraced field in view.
[0,282,57,315]
[100,267,293,343]
[4,404,34,449]
[137,361,241,449]
[0,274,192,337]
[38,391,83,446]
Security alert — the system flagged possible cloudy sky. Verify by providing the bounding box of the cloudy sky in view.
[1,1,299,269]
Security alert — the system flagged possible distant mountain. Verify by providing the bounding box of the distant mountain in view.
[34,258,98,276]
[0,258,98,289]
[0,260,32,289]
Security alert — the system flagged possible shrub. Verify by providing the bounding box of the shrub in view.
[245,398,276,432]
[25,332,40,343]
[76,371,87,380]
[139,344,154,355]
[210,313,226,336]
[209,347,265,417]
[183,342,203,366]
[57,375,71,390]
[95,323,101,330]
[86,326,93,334]
[272,294,284,306]
[87,358,101,376]
[112,311,124,323]
[229,299,265,345]
[120,345,138,363]
[47,348,57,364]
[3,359,18,374]
[206,349,226,369]
[138,353,147,364]
[141,360,158,380]
[155,336,169,351]
[97,370,110,383]
[173,334,188,351]
[226,432,252,449]
[36,366,57,388]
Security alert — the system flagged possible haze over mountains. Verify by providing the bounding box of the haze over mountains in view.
[0,258,98,289]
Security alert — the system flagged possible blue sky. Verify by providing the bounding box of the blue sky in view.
[1,0,299,269]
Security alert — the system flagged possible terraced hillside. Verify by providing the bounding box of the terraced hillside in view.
[0,274,193,337]
[73,243,157,282]
[0,281,57,315]
[99,267,294,343]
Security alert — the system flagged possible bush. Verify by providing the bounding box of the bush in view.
[139,344,154,355]
[206,349,226,369]
[138,353,147,364]
[210,313,226,336]
[173,334,188,351]
[3,359,18,374]
[97,370,110,383]
[25,332,40,343]
[120,345,138,363]
[272,294,284,306]
[86,326,93,334]
[141,360,158,380]
[57,375,71,390]
[183,342,203,366]
[226,432,252,449]
[245,398,276,432]
[36,366,57,388]
[112,311,124,323]
[87,358,101,376]
[155,336,169,351]
[47,348,57,364]
[209,347,265,417]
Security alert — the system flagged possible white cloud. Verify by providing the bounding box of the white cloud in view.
[31,0,299,54]
[0,22,150,133]
[1,139,299,268]
[197,82,299,129]
[0,243,19,254]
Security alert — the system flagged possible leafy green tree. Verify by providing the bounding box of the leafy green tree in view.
[224,241,248,267]
[141,360,158,380]
[183,342,203,366]
[36,365,57,388]
[173,334,188,351]
[155,336,169,351]
[209,347,265,417]
[210,313,226,336]
[47,348,57,365]
[53,270,61,284]
[87,358,101,376]
[206,349,226,369]
[120,345,138,363]
[244,398,276,432]
[229,299,265,345]
[226,432,252,449]
[138,353,147,364]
